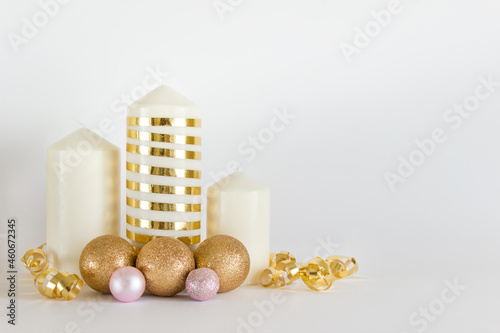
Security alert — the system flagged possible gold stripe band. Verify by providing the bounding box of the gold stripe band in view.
[127,129,201,145]
[128,117,201,127]
[126,180,201,195]
[126,230,200,245]
[126,215,200,230]
[127,144,201,159]
[126,197,201,212]
[126,162,200,178]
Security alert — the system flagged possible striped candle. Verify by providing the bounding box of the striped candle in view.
[125,85,201,251]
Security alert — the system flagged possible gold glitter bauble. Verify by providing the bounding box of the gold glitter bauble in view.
[136,237,195,296]
[79,235,137,293]
[194,235,250,293]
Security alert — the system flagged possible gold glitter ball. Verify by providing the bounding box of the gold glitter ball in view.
[79,235,137,293]
[136,237,195,296]
[194,235,250,293]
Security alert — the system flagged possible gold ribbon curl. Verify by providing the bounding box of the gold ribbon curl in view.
[21,244,83,300]
[261,251,358,291]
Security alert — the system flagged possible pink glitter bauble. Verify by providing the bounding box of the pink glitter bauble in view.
[185,268,219,301]
[109,266,145,303]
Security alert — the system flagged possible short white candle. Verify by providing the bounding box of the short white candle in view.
[125,85,202,250]
[207,171,270,285]
[46,128,120,273]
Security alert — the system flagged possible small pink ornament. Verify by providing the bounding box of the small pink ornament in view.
[109,266,145,302]
[185,268,219,301]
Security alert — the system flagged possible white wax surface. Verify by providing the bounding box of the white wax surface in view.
[125,85,202,248]
[207,172,270,285]
[46,128,120,274]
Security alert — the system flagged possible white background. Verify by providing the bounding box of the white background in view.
[1,0,500,332]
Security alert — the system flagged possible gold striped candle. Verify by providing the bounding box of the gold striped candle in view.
[126,85,201,250]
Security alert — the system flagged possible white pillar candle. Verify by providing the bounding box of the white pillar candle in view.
[46,128,120,273]
[125,85,202,250]
[207,171,270,285]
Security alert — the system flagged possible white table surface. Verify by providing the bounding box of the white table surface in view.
[2,240,498,333]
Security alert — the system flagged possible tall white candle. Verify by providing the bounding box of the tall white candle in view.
[46,128,120,274]
[125,85,202,250]
[207,171,270,285]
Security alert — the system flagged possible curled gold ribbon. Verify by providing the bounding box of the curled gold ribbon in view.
[261,252,358,291]
[261,252,301,288]
[21,244,83,300]
[34,269,83,300]
[327,255,358,279]
[20,244,49,275]
[299,257,335,291]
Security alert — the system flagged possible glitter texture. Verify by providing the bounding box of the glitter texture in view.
[79,235,137,293]
[185,268,219,301]
[194,235,250,293]
[136,237,195,296]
